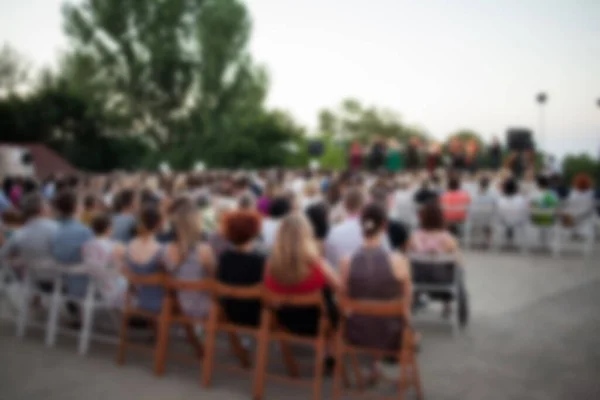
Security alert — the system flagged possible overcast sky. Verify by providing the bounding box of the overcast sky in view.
[1,0,599,159]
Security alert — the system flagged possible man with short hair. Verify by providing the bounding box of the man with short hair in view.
[111,189,137,242]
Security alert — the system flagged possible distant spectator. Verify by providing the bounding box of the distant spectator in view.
[112,189,137,243]
[261,196,291,249]
[440,174,471,226]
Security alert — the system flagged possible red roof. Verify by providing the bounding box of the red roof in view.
[0,143,77,178]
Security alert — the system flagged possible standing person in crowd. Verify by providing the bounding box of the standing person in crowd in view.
[488,136,502,170]
[326,180,346,224]
[406,137,421,171]
[163,205,215,319]
[52,190,94,300]
[217,210,266,327]
[264,213,340,342]
[112,189,138,243]
[261,196,291,250]
[339,203,412,379]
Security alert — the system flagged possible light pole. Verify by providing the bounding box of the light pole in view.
[536,92,548,155]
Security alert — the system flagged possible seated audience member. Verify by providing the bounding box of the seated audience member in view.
[413,179,438,206]
[301,180,321,210]
[326,180,346,224]
[325,189,365,268]
[82,214,127,307]
[112,189,138,243]
[496,178,528,231]
[1,209,23,243]
[530,175,559,226]
[391,177,418,227]
[163,206,215,318]
[261,196,291,250]
[471,176,497,207]
[562,174,595,229]
[238,192,256,210]
[339,203,411,356]
[257,181,278,216]
[440,174,471,228]
[264,213,340,337]
[120,206,165,313]
[52,190,94,298]
[207,202,235,258]
[81,194,100,226]
[408,201,463,317]
[0,193,58,263]
[217,210,266,327]
[305,202,330,255]
[370,186,410,252]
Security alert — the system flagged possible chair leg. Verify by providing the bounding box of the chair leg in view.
[153,296,172,376]
[78,292,95,355]
[312,322,327,400]
[45,278,62,348]
[117,313,129,365]
[279,340,300,378]
[228,332,251,369]
[16,274,32,339]
[252,310,271,400]
[332,337,345,400]
[201,315,218,388]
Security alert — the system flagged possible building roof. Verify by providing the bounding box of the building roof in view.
[0,143,77,178]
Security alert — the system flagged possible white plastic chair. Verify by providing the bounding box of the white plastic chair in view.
[552,209,595,257]
[0,258,20,320]
[464,203,496,249]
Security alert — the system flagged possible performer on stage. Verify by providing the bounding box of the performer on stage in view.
[368,137,387,171]
[426,142,442,173]
[449,138,466,170]
[349,141,363,171]
[406,137,421,171]
[385,138,404,173]
[488,136,502,170]
[465,139,479,173]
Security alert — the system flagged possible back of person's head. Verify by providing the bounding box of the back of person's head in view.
[91,213,112,236]
[138,205,162,235]
[171,207,202,253]
[84,194,97,211]
[67,175,79,189]
[479,176,490,192]
[269,196,291,219]
[536,175,550,189]
[238,193,255,210]
[20,193,44,221]
[305,202,329,240]
[572,173,593,192]
[502,178,519,197]
[419,201,445,231]
[115,189,135,212]
[223,210,261,246]
[2,208,23,227]
[269,213,318,285]
[447,174,461,191]
[2,177,14,194]
[53,190,78,219]
[22,179,38,195]
[343,188,364,214]
[360,203,388,238]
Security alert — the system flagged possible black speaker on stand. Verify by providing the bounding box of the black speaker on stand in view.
[506,128,534,152]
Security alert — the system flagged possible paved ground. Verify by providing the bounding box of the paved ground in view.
[1,249,599,400]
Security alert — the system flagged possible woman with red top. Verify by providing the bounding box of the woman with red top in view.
[264,213,340,337]
[349,141,363,171]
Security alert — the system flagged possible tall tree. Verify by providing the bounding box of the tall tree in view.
[0,43,30,97]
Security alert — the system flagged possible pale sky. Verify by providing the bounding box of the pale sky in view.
[1,0,600,159]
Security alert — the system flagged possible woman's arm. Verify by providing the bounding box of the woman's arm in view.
[198,243,216,277]
[338,256,351,294]
[318,258,342,293]
[390,253,413,318]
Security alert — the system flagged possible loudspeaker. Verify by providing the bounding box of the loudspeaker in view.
[506,128,534,151]
[308,140,324,157]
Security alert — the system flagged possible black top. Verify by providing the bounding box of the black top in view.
[387,219,410,251]
[216,250,266,327]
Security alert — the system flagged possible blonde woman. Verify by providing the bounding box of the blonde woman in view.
[264,213,340,336]
[163,206,215,318]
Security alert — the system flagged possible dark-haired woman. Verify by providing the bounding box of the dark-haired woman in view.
[119,206,165,313]
[339,203,412,378]
[217,210,266,327]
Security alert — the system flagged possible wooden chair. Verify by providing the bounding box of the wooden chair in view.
[116,272,165,368]
[332,296,423,400]
[153,278,209,376]
[201,282,264,388]
[252,290,332,400]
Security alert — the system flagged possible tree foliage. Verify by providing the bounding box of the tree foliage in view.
[0,43,30,97]
[562,153,599,184]
[317,98,428,144]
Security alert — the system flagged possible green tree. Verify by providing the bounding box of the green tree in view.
[446,129,485,148]
[0,43,30,97]
[562,153,599,184]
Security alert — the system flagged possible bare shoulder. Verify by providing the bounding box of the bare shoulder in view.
[390,252,410,280]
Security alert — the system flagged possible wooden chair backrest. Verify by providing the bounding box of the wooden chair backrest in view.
[337,296,408,318]
[213,282,264,299]
[123,271,165,286]
[262,290,325,310]
[165,277,214,292]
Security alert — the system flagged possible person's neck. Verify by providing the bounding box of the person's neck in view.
[235,241,254,253]
[137,234,154,243]
[363,236,382,248]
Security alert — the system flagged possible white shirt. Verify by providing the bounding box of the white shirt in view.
[497,195,528,227]
[391,189,417,226]
[325,217,391,269]
[261,218,280,250]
